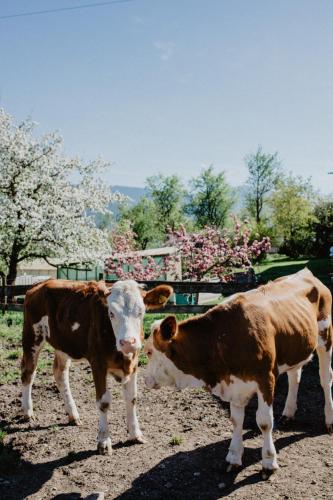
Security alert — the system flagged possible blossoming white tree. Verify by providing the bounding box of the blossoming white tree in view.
[0,108,115,286]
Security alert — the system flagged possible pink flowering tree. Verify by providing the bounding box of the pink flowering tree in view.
[105,228,180,280]
[105,219,270,283]
[166,218,270,281]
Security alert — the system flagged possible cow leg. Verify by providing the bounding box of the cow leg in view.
[21,330,45,420]
[257,390,278,477]
[282,367,302,420]
[226,402,245,470]
[122,368,145,443]
[91,364,112,455]
[53,350,80,425]
[316,345,333,433]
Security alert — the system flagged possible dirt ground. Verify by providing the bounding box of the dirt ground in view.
[0,355,333,500]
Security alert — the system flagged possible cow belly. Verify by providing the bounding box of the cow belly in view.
[212,376,258,406]
[278,354,313,375]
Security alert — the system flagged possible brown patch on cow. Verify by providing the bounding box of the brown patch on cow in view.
[21,352,36,385]
[260,424,268,432]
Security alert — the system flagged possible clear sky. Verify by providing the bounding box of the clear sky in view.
[1,0,333,194]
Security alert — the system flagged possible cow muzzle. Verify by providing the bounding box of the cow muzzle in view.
[119,337,140,354]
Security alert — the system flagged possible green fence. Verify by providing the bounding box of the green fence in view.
[56,266,102,281]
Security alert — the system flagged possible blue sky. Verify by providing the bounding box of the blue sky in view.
[1,0,333,194]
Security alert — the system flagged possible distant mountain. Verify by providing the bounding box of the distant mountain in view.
[111,185,147,205]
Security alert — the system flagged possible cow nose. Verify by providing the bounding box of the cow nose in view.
[119,338,138,353]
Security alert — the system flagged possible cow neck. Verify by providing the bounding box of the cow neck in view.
[166,313,223,387]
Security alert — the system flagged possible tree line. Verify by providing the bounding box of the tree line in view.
[0,108,332,286]
[111,147,332,259]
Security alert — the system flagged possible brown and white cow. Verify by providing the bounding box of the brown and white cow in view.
[144,269,333,477]
[21,278,172,454]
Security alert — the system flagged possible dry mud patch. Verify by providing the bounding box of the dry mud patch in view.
[0,357,332,499]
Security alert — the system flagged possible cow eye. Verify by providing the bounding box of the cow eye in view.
[146,350,152,357]
[109,312,115,319]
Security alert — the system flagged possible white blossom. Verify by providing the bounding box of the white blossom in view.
[0,108,116,281]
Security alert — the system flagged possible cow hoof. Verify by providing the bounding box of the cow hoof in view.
[129,435,146,445]
[68,416,81,426]
[262,468,276,480]
[97,439,112,455]
[326,423,333,435]
[226,462,241,473]
[22,413,36,423]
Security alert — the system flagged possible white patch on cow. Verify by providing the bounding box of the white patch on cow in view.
[144,337,205,390]
[96,390,112,452]
[316,346,333,428]
[282,367,302,418]
[107,280,145,354]
[21,370,36,418]
[256,391,278,470]
[33,315,50,339]
[278,354,313,375]
[318,316,331,332]
[226,403,245,466]
[71,322,80,332]
[53,350,80,423]
[122,371,143,440]
[213,377,257,406]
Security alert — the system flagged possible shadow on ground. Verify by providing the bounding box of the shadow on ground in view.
[0,447,95,500]
[116,429,318,500]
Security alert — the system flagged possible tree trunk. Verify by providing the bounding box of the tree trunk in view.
[6,244,19,302]
[256,198,261,224]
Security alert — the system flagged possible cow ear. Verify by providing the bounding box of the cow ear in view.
[160,315,177,341]
[143,285,173,310]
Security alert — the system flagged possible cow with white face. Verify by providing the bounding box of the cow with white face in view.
[144,269,333,478]
[107,280,146,356]
[21,278,173,454]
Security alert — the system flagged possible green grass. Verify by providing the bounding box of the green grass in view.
[169,435,183,446]
[0,429,7,444]
[0,312,54,384]
[0,319,22,384]
[254,256,332,286]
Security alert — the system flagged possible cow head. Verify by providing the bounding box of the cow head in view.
[144,316,179,388]
[106,280,173,356]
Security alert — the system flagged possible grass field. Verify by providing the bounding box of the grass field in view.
[254,255,332,286]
